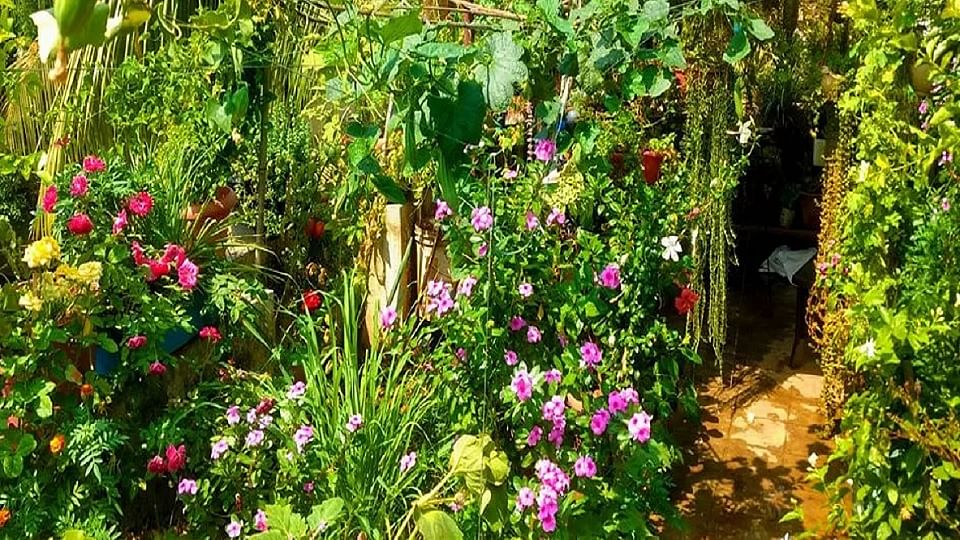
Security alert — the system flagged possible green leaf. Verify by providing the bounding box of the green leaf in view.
[205,100,232,134]
[537,0,574,37]
[623,66,672,98]
[98,335,118,354]
[36,394,53,418]
[427,81,485,165]
[264,504,307,536]
[372,175,408,204]
[415,510,463,540]
[414,42,469,59]
[747,17,774,40]
[779,507,804,523]
[485,448,510,485]
[642,0,670,21]
[733,76,745,120]
[15,434,37,457]
[2,454,23,478]
[307,498,345,531]
[723,26,751,64]
[474,32,528,111]
[62,530,91,540]
[381,10,422,44]
[227,85,249,123]
[887,487,898,505]
[480,485,509,532]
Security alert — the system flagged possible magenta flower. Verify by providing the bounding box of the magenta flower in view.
[599,263,621,289]
[380,306,398,329]
[547,422,565,448]
[225,520,243,538]
[399,451,417,473]
[82,155,106,173]
[620,387,639,405]
[504,350,518,366]
[177,258,199,290]
[510,369,533,402]
[503,168,518,179]
[557,333,568,347]
[457,275,478,297]
[254,509,268,532]
[303,481,315,493]
[525,211,540,230]
[526,325,542,343]
[919,100,929,115]
[574,455,597,478]
[210,439,229,460]
[226,406,241,425]
[66,213,93,235]
[426,280,447,297]
[478,242,489,257]
[471,206,493,231]
[127,191,153,217]
[131,241,147,266]
[941,198,951,212]
[112,209,128,235]
[177,478,198,496]
[940,151,954,166]
[590,409,610,435]
[509,316,526,331]
[608,390,628,414]
[199,326,222,342]
[294,425,314,453]
[516,487,535,510]
[541,395,565,423]
[148,362,167,376]
[127,335,147,349]
[544,369,561,384]
[70,175,89,197]
[434,199,453,221]
[245,429,265,447]
[161,244,186,267]
[518,282,534,298]
[455,347,467,361]
[287,381,306,400]
[579,342,602,369]
[527,426,542,447]
[534,138,557,162]
[246,408,258,424]
[42,185,57,213]
[627,411,652,443]
[546,207,565,226]
[346,414,363,433]
[258,415,273,429]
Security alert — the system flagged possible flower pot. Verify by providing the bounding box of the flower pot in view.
[185,186,237,223]
[641,150,665,185]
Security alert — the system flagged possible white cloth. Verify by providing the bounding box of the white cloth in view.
[759,245,817,285]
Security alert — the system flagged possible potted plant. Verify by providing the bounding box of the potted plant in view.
[641,134,676,185]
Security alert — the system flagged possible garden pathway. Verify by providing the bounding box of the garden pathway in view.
[666,283,833,539]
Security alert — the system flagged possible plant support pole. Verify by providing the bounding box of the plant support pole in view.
[256,67,272,266]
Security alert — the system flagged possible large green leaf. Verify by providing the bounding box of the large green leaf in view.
[307,498,344,531]
[623,66,672,98]
[642,0,670,22]
[474,32,528,111]
[415,510,463,540]
[747,17,774,40]
[381,10,422,44]
[723,26,751,64]
[428,81,485,165]
[414,42,469,59]
[537,0,574,37]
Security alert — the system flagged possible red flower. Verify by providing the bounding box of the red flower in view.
[255,398,275,416]
[42,185,57,213]
[674,287,700,315]
[148,362,167,376]
[83,155,106,173]
[66,213,93,235]
[131,241,147,266]
[80,384,94,399]
[146,259,170,282]
[199,326,222,343]
[128,191,154,217]
[147,455,166,474]
[127,335,147,349]
[160,244,186,267]
[165,444,186,473]
[302,290,321,312]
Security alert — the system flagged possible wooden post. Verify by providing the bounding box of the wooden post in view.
[365,203,413,343]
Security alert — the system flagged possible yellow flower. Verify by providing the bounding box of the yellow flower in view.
[49,433,66,454]
[22,236,60,268]
[18,291,43,312]
[76,262,102,286]
[55,264,79,281]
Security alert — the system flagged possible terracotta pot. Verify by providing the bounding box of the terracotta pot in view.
[642,150,665,185]
[185,186,238,223]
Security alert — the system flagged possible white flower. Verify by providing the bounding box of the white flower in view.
[661,236,682,262]
[808,452,819,468]
[858,339,876,359]
[737,119,754,145]
[542,169,561,185]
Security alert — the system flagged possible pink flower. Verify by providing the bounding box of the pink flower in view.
[620,387,639,405]
[127,335,147,349]
[627,411,652,443]
[245,429,265,447]
[608,390,628,414]
[526,325,542,343]
[509,316,526,331]
[82,155,106,173]
[534,139,557,162]
[504,350,518,366]
[226,406,241,425]
[471,206,493,231]
[287,381,306,400]
[254,509,268,532]
[225,520,243,538]
[434,199,453,221]
[127,191,153,217]
[346,413,363,432]
[177,258,199,290]
[146,455,166,474]
[941,198,951,212]
[457,276,478,297]
[112,209,128,235]
[579,342,602,369]
[541,395,565,423]
[131,241,147,266]
[940,151,953,166]
[294,425,314,453]
[510,369,533,402]
[516,487,535,510]
[210,439,229,460]
[165,444,186,473]
[303,482,315,493]
[590,409,610,435]
[919,100,929,114]
[177,478,198,496]
[525,211,540,230]
[546,207,565,226]
[527,426,542,447]
[426,280,447,297]
[67,213,93,235]
[503,168,518,179]
[70,175,89,197]
[399,451,417,473]
[544,369,561,384]
[42,185,57,213]
[557,333,568,347]
[518,283,534,298]
[574,455,596,478]
[547,422,565,448]
[146,259,169,282]
[599,264,621,289]
[478,243,489,257]
[380,306,397,329]
[161,244,186,267]
[540,512,557,532]
[199,326,222,342]
[148,362,167,376]
[455,347,467,361]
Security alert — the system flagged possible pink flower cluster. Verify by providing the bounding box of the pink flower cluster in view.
[579,341,602,369]
[510,368,534,402]
[146,443,187,475]
[519,458,570,532]
[424,280,455,316]
[457,275,478,297]
[471,206,493,231]
[541,395,566,447]
[131,241,199,290]
[599,263,621,289]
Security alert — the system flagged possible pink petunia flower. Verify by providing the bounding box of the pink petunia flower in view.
[225,520,243,538]
[478,242,489,257]
[527,426,542,447]
[590,408,610,435]
[518,283,534,298]
[42,185,57,213]
[574,455,597,478]
[534,139,557,162]
[177,478,198,496]
[525,211,540,230]
[516,487,535,510]
[457,276,478,297]
[608,390,628,414]
[245,429,265,447]
[599,263,621,289]
[399,451,417,473]
[544,369,561,384]
[509,316,526,332]
[287,381,306,400]
[510,369,533,402]
[579,342,602,369]
[627,411,652,443]
[210,439,229,460]
[226,406,241,425]
[434,199,453,221]
[254,509,268,532]
[526,325,542,343]
[504,350,518,366]
[294,425,314,453]
[546,207,565,226]
[380,306,397,329]
[346,414,363,432]
[177,258,199,290]
[471,206,493,231]
[70,175,89,197]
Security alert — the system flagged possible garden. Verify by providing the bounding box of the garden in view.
[0,0,958,538]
